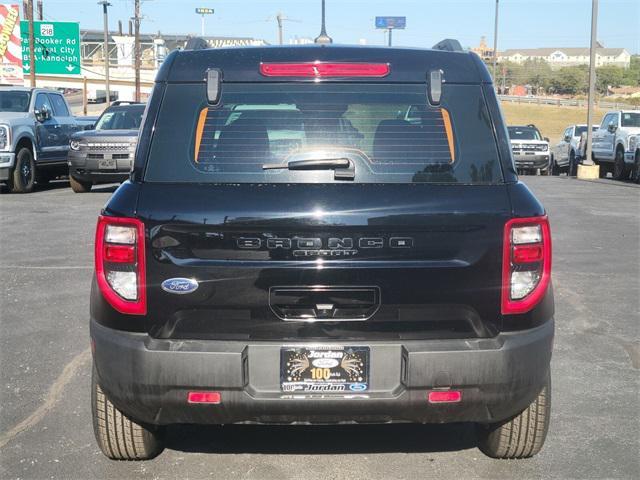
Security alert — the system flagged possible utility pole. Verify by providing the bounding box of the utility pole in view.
[492,0,499,82]
[26,0,35,87]
[581,0,599,174]
[98,1,111,106]
[36,0,42,20]
[387,28,392,47]
[134,0,140,102]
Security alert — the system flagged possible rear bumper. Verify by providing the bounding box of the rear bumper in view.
[91,318,554,426]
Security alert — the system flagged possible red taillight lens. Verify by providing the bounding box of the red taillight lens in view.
[95,215,146,315]
[502,216,552,315]
[104,244,135,263]
[259,62,390,78]
[428,390,462,403]
[187,391,221,404]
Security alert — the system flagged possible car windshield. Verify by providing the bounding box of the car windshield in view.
[145,82,503,184]
[621,113,640,128]
[508,127,541,141]
[0,91,30,112]
[94,105,145,130]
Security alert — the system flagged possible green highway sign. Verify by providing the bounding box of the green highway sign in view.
[195,7,214,14]
[20,21,81,75]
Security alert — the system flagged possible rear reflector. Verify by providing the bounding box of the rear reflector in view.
[428,390,462,404]
[104,244,135,263]
[187,391,221,404]
[259,62,390,78]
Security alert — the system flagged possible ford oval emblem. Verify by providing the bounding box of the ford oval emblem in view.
[312,358,340,369]
[161,278,199,295]
[349,383,368,392]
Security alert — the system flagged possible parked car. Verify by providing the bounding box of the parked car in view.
[626,134,640,183]
[550,124,598,176]
[592,110,640,180]
[507,124,551,175]
[0,87,80,193]
[90,44,554,461]
[67,101,145,193]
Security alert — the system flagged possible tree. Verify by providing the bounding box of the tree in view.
[521,58,552,94]
[596,65,625,94]
[549,66,588,95]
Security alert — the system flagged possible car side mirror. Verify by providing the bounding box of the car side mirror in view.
[607,122,617,133]
[544,137,550,143]
[564,135,571,142]
[34,106,51,122]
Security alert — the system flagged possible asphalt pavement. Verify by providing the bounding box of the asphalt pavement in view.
[0,177,638,479]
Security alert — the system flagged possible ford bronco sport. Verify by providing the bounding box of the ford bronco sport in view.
[90,43,554,461]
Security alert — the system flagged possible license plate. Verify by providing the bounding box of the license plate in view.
[98,158,116,169]
[280,346,369,393]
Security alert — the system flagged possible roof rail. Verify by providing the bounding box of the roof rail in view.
[184,37,209,51]
[110,100,143,106]
[432,39,464,53]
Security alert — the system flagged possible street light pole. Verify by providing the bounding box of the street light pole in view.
[277,12,283,45]
[492,0,499,82]
[98,1,111,106]
[583,0,598,167]
[388,27,392,47]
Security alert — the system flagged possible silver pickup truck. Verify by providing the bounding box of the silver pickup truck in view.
[0,87,80,193]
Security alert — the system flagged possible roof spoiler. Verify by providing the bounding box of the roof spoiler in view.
[184,37,209,51]
[432,39,463,53]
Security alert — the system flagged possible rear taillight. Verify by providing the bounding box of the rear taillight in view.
[502,216,551,315]
[95,215,146,315]
[259,62,390,78]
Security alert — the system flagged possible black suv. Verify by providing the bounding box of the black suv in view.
[68,101,145,192]
[90,44,554,461]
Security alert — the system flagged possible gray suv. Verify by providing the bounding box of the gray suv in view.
[0,87,80,193]
[68,102,145,192]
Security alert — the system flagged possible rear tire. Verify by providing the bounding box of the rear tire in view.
[8,147,35,193]
[70,175,92,193]
[92,366,164,460]
[477,373,551,459]
[613,147,627,180]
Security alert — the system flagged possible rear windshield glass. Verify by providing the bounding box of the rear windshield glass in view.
[621,112,640,128]
[145,83,503,184]
[508,127,541,141]
[96,105,145,130]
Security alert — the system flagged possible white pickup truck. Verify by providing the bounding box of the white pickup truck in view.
[592,110,640,180]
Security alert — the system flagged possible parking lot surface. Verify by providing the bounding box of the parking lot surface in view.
[0,177,638,480]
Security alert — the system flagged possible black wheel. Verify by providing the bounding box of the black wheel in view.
[550,155,560,176]
[568,151,577,176]
[92,366,164,460]
[477,373,551,459]
[634,151,640,184]
[8,148,35,193]
[69,175,92,193]
[613,147,628,180]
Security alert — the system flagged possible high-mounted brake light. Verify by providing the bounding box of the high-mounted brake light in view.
[259,62,390,78]
[502,216,551,315]
[95,216,146,315]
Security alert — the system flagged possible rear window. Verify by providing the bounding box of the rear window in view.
[145,83,503,184]
[508,127,541,141]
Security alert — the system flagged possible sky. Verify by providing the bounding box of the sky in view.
[38,0,639,54]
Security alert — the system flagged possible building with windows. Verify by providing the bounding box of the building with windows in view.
[498,45,631,68]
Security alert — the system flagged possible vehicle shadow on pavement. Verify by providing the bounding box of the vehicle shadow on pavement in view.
[164,423,478,455]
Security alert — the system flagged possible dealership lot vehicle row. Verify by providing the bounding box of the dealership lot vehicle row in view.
[0,176,638,479]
